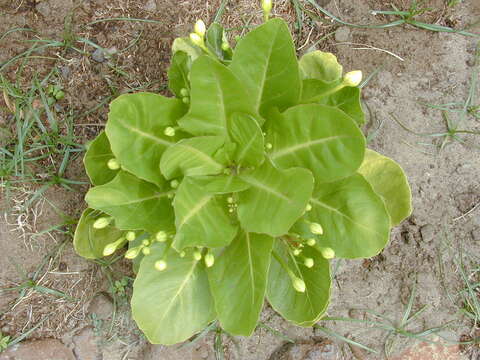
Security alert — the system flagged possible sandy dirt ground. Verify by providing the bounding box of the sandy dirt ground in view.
[0,0,479,359]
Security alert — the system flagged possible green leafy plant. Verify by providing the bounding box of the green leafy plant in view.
[73,6,412,345]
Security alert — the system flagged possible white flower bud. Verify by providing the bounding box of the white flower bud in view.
[142,239,151,246]
[93,217,111,229]
[155,231,167,242]
[107,158,120,170]
[319,247,335,259]
[155,259,167,271]
[265,143,273,149]
[125,231,136,241]
[142,247,151,256]
[310,222,324,235]
[306,238,316,246]
[305,203,312,212]
[205,253,215,268]
[304,258,314,268]
[125,246,142,259]
[164,126,175,137]
[194,20,206,37]
[189,32,203,46]
[227,197,234,204]
[292,277,306,293]
[293,248,301,256]
[343,70,363,87]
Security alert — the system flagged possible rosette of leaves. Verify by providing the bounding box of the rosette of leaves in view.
[74,18,412,345]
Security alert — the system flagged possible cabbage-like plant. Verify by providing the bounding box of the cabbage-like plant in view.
[74,9,411,345]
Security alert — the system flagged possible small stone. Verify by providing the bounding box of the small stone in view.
[59,66,70,79]
[0,339,75,360]
[73,327,100,360]
[88,292,114,320]
[91,48,106,63]
[144,0,157,12]
[419,224,435,243]
[334,26,351,42]
[36,2,52,17]
[472,228,480,242]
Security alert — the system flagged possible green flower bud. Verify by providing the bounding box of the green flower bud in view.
[310,222,324,235]
[304,258,314,268]
[125,231,136,241]
[155,259,167,271]
[293,248,301,256]
[204,253,215,268]
[227,197,234,204]
[170,180,179,189]
[182,96,190,104]
[262,0,272,13]
[194,19,206,37]
[189,32,203,46]
[221,41,230,51]
[93,217,112,229]
[193,250,202,261]
[265,143,273,149]
[103,237,125,256]
[156,231,167,242]
[180,88,189,97]
[164,126,175,137]
[343,70,363,87]
[142,247,151,256]
[292,277,306,293]
[319,247,335,259]
[179,251,186,258]
[142,239,151,246]
[125,246,142,259]
[107,158,120,170]
[306,238,316,246]
[305,203,312,212]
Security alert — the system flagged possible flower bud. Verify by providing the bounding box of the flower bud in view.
[125,231,136,241]
[156,231,167,242]
[292,277,306,293]
[265,143,273,149]
[204,253,215,268]
[103,237,125,256]
[182,97,190,104]
[189,32,203,46]
[142,247,151,256]
[194,20,206,37]
[193,250,202,261]
[125,246,142,259]
[170,180,179,189]
[155,259,167,271]
[293,248,301,256]
[180,88,189,97]
[319,247,335,259]
[164,126,175,137]
[304,258,314,268]
[179,251,186,258]
[309,222,324,235]
[221,41,230,51]
[305,203,312,212]
[343,70,363,87]
[262,0,272,13]
[93,217,112,229]
[227,197,234,204]
[107,158,120,170]
[306,238,316,246]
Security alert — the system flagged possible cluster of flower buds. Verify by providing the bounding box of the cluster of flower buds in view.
[179,88,190,105]
[189,20,207,50]
[226,196,237,213]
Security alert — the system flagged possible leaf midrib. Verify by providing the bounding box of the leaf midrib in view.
[116,118,173,147]
[270,135,351,160]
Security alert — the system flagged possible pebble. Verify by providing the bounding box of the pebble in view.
[0,339,75,360]
[144,0,157,12]
[91,48,106,63]
[419,224,435,243]
[88,292,114,320]
[72,327,100,360]
[334,27,351,43]
[472,228,480,242]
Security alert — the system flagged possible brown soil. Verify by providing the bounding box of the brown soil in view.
[1,0,479,359]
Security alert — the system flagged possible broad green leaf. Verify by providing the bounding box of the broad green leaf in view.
[302,79,365,126]
[268,104,365,183]
[238,160,314,237]
[207,231,273,336]
[206,23,232,60]
[191,174,251,194]
[168,51,190,98]
[132,244,215,345]
[267,240,330,326]
[299,50,342,83]
[307,174,390,258]
[106,92,187,186]
[178,56,256,137]
[228,113,265,167]
[73,208,124,259]
[173,177,237,251]
[85,171,174,233]
[160,136,226,180]
[172,37,203,60]
[83,131,119,186]
[358,149,412,226]
[230,18,301,117]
